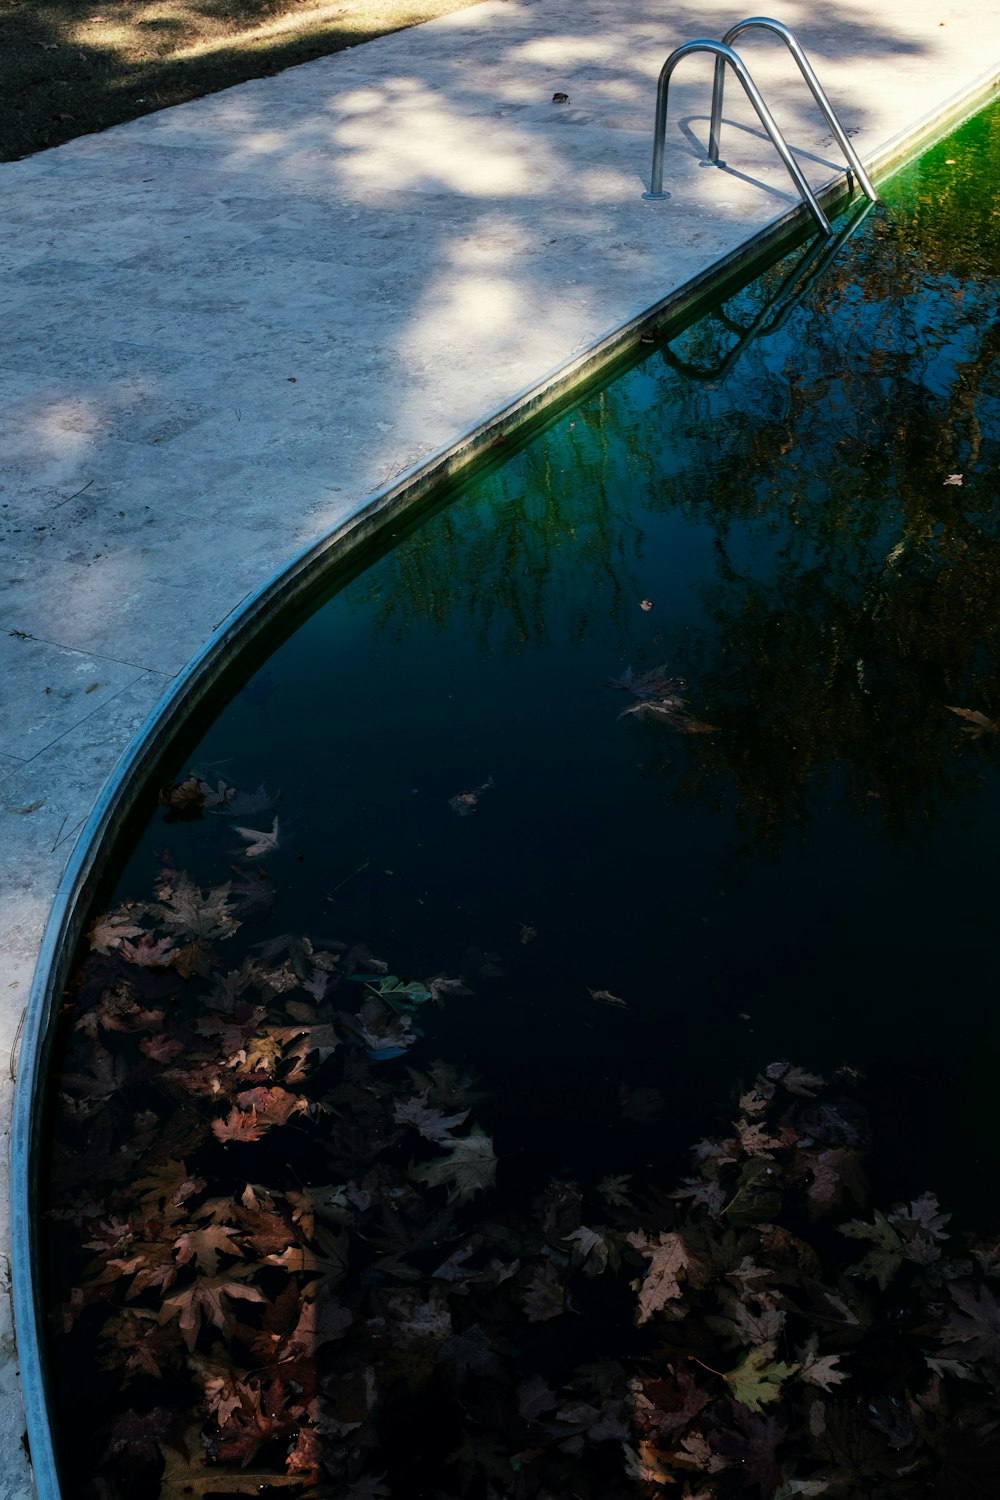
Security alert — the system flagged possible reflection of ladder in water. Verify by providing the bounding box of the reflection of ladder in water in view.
[660,196,876,379]
[643,17,879,236]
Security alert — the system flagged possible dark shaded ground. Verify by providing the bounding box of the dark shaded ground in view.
[0,0,480,160]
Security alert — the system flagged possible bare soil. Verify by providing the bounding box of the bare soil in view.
[1,0,480,161]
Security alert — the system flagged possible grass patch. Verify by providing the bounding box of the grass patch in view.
[1,0,482,161]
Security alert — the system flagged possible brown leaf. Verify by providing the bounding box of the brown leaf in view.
[285,1293,353,1355]
[946,705,998,734]
[805,1147,868,1219]
[120,934,180,968]
[520,1260,565,1322]
[627,1230,690,1323]
[159,1276,266,1352]
[796,1334,848,1391]
[173,1225,243,1276]
[588,987,627,1006]
[234,1086,309,1129]
[159,775,206,813]
[88,910,146,954]
[393,1096,470,1142]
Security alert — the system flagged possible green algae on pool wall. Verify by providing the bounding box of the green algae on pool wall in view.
[41,98,1000,1499]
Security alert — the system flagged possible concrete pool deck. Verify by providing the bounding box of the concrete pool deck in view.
[1,0,999,1486]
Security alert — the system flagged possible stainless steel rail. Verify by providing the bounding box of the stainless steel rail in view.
[643,39,834,235]
[709,17,879,202]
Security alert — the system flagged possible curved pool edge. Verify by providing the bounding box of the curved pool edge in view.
[12,63,1000,1495]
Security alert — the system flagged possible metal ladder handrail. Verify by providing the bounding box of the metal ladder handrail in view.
[709,17,878,203]
[643,39,833,234]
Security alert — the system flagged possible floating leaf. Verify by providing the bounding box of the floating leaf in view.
[627,1230,690,1323]
[946,705,997,736]
[233,816,280,858]
[448,776,494,816]
[722,1340,799,1411]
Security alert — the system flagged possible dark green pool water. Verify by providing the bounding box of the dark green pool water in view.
[44,98,1000,1498]
[118,100,1000,1210]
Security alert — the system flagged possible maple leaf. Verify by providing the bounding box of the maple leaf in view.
[211,1377,303,1467]
[779,1065,826,1097]
[152,874,240,941]
[409,1126,497,1205]
[622,1438,673,1485]
[140,1033,185,1064]
[796,1334,848,1391]
[715,1406,788,1492]
[708,1288,785,1347]
[520,1260,565,1322]
[101,1404,181,1475]
[62,1044,130,1100]
[158,775,207,813]
[233,1085,309,1131]
[840,1210,904,1288]
[212,1107,268,1144]
[939,1282,1000,1364]
[277,1022,339,1081]
[266,1223,349,1288]
[627,1230,690,1323]
[804,1147,867,1219]
[671,1429,730,1473]
[598,1172,634,1209]
[233,815,280,857]
[393,1096,469,1142]
[733,1118,784,1158]
[563,1224,615,1276]
[159,1275,266,1352]
[888,1192,951,1264]
[173,1225,243,1276]
[722,1340,799,1411]
[103,1308,179,1382]
[630,1365,711,1443]
[120,934,180,968]
[88,910,146,954]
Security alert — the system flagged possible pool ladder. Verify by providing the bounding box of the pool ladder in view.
[643,17,879,235]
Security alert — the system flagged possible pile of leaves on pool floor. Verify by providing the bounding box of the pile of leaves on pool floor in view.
[46,782,1000,1499]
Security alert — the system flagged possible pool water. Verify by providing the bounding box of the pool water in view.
[43,99,1000,1498]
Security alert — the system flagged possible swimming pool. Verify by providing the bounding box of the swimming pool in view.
[25,96,1000,1500]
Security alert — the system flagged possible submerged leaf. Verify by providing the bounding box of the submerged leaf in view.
[840,1210,904,1288]
[409,1127,497,1205]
